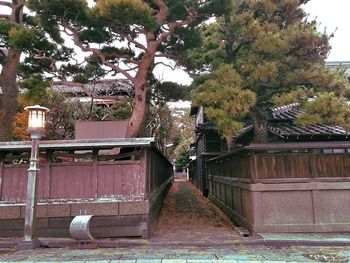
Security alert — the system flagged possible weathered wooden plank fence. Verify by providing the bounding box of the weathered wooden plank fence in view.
[0,138,173,238]
[206,142,350,233]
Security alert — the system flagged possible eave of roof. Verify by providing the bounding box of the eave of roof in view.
[52,79,134,94]
[0,138,155,151]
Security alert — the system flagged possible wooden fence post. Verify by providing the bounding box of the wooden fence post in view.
[251,151,258,180]
[44,150,52,199]
[310,149,316,178]
[143,148,151,198]
[92,149,98,197]
[0,151,3,201]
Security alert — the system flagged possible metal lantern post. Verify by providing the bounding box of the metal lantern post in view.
[18,105,49,250]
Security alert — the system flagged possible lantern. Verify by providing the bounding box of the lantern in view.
[24,105,49,138]
[18,105,49,250]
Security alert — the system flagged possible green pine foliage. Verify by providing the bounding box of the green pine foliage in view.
[296,93,350,130]
[189,0,350,143]
[18,76,50,104]
[193,64,256,142]
[93,0,157,31]
[0,0,234,141]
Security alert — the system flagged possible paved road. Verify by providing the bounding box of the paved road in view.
[1,245,350,262]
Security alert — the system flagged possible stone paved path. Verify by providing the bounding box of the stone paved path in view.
[151,180,241,245]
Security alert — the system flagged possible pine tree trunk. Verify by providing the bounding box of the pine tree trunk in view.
[126,86,150,138]
[0,1,23,141]
[250,107,269,143]
[225,135,234,151]
[126,36,156,138]
[0,49,21,141]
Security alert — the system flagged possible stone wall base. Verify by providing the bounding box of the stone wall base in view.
[209,179,350,233]
[0,211,149,238]
[0,178,172,238]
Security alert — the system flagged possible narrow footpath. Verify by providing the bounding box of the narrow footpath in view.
[151,180,242,246]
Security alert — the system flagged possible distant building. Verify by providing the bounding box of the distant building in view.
[235,103,350,144]
[52,79,134,106]
[326,61,350,80]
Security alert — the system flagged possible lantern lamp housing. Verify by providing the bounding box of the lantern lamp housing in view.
[24,105,49,138]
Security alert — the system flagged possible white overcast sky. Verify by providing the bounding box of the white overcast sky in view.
[303,0,350,62]
[1,1,349,85]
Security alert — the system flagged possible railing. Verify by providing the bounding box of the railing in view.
[0,138,173,202]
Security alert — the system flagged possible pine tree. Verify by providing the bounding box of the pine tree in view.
[0,0,71,141]
[190,0,349,144]
[25,0,228,138]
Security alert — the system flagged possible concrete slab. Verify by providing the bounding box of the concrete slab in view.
[259,233,350,242]
[136,260,162,263]
[212,260,238,263]
[187,260,213,263]
[161,260,187,263]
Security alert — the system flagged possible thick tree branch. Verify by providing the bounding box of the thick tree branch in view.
[156,13,197,46]
[0,1,12,8]
[151,0,168,25]
[62,24,135,83]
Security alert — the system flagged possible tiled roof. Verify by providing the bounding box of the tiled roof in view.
[195,103,350,140]
[52,79,134,96]
[232,104,350,140]
[268,123,349,139]
[268,103,304,120]
[267,104,349,139]
[326,61,350,78]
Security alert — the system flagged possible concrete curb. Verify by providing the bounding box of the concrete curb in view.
[2,237,350,250]
[245,239,350,247]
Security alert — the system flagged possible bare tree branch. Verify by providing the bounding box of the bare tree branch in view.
[125,35,147,51]
[154,61,176,71]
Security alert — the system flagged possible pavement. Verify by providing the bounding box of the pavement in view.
[1,180,350,262]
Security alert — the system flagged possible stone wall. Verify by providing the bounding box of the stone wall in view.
[209,178,350,233]
[206,142,350,233]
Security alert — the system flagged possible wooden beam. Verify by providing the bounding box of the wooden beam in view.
[245,141,350,151]
[0,138,155,151]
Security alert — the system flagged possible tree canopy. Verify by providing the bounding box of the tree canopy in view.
[0,0,228,141]
[189,0,350,144]
[0,0,65,140]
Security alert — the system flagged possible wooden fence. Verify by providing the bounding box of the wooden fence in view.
[0,138,173,238]
[206,142,350,233]
[208,142,350,182]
